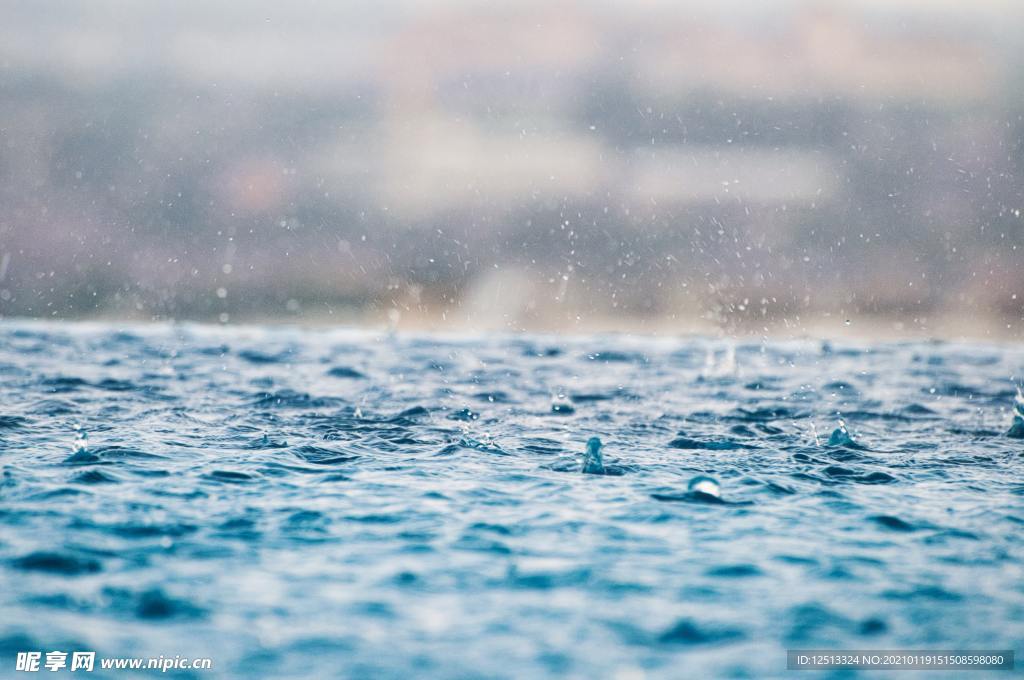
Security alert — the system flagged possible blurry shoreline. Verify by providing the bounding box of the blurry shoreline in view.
[1,0,1022,337]
[2,308,1018,343]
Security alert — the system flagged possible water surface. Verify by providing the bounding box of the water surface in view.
[1,323,1022,678]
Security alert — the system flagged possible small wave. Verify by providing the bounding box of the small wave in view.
[474,390,510,403]
[251,390,345,410]
[388,406,431,423]
[0,415,28,429]
[90,446,167,460]
[447,408,480,422]
[11,551,102,575]
[651,491,736,505]
[869,514,917,532]
[326,366,365,379]
[657,618,745,646]
[238,349,294,364]
[204,469,258,484]
[706,564,762,578]
[521,345,562,358]
[71,469,119,484]
[730,406,807,422]
[243,434,289,449]
[292,445,359,465]
[882,585,962,601]
[820,465,895,485]
[582,350,649,364]
[668,436,752,451]
[105,587,206,621]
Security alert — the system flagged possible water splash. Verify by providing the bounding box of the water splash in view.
[827,418,857,447]
[701,343,738,379]
[1008,387,1024,438]
[551,391,575,414]
[8,325,1023,678]
[687,475,721,498]
[65,424,96,464]
[808,420,821,446]
[73,425,88,454]
[580,437,605,474]
[721,344,737,375]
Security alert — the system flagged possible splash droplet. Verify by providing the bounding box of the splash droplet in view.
[72,426,88,454]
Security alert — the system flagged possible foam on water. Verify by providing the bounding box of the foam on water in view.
[0,323,1022,678]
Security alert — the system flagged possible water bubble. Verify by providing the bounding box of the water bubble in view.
[687,475,721,498]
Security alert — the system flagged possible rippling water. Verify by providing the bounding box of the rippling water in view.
[2,323,1023,678]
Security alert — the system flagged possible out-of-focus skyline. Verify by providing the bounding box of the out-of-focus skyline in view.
[1,0,1022,337]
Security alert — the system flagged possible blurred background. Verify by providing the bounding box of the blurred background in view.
[1,0,1022,337]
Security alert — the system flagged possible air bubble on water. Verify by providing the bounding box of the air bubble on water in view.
[687,475,721,498]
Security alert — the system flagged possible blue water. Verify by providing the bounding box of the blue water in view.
[1,323,1022,679]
